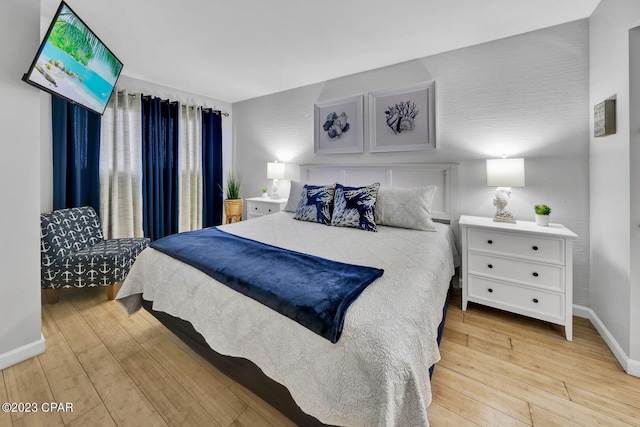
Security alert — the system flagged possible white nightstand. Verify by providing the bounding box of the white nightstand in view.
[459,215,577,340]
[245,197,288,220]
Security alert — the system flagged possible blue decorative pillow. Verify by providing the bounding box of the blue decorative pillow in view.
[331,183,380,232]
[293,184,336,225]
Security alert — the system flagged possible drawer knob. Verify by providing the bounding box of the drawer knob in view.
[487,239,493,244]
[532,298,539,304]
[487,288,493,293]
[532,245,539,251]
[268,209,272,212]
[254,207,258,210]
[487,264,493,269]
[532,272,539,277]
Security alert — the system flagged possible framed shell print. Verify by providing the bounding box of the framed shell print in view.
[369,81,436,152]
[314,95,363,154]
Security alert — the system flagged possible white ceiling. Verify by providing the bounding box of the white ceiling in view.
[42,0,600,104]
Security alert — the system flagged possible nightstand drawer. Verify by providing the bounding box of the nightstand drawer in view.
[245,197,287,220]
[468,252,564,292]
[249,202,278,216]
[468,276,564,323]
[467,228,564,264]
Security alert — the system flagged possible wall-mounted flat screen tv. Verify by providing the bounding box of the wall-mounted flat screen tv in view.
[22,1,123,115]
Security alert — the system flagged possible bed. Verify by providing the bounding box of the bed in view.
[117,163,460,427]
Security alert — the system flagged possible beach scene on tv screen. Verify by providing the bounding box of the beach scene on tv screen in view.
[27,4,122,113]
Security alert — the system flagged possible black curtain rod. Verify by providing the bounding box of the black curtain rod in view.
[116,91,229,117]
[140,94,178,105]
[202,108,229,117]
[117,90,137,97]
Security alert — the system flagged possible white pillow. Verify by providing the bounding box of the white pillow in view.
[284,180,304,212]
[374,186,437,231]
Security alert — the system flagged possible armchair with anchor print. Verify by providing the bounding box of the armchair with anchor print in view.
[40,206,150,304]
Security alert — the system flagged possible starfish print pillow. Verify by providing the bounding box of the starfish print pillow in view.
[293,183,337,225]
[331,183,380,232]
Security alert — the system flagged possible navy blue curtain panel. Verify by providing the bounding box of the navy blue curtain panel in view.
[51,97,101,213]
[202,109,224,227]
[141,96,179,241]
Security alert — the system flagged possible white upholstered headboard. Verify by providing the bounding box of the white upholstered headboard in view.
[299,163,460,227]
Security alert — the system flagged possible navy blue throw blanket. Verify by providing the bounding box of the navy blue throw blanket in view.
[150,228,384,343]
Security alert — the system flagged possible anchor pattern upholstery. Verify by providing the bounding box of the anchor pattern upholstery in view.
[40,207,150,290]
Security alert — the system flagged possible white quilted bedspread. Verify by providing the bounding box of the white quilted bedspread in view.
[117,212,459,427]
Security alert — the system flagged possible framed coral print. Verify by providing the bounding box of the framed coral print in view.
[314,95,363,154]
[368,81,436,152]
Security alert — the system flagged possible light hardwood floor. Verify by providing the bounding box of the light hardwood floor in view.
[1,287,639,426]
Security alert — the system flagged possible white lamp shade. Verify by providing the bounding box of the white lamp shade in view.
[486,158,525,187]
[267,162,285,180]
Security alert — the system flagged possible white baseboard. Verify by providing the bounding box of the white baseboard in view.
[0,334,45,371]
[573,304,639,378]
[571,305,591,319]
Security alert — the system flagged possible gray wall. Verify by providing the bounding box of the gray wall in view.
[0,0,43,367]
[590,0,640,369]
[233,20,591,305]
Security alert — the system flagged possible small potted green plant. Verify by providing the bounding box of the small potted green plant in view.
[534,204,551,226]
[261,187,268,198]
[222,171,243,223]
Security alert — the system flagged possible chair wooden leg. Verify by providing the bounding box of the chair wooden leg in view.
[45,288,60,304]
[106,282,121,300]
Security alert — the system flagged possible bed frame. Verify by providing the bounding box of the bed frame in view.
[143,288,452,426]
[144,163,460,426]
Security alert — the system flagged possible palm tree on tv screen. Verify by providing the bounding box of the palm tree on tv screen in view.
[49,7,121,78]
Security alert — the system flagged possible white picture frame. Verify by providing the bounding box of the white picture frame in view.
[314,95,363,154]
[368,81,436,152]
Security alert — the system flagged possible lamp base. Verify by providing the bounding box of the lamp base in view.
[493,211,516,223]
[492,187,516,223]
[270,179,280,200]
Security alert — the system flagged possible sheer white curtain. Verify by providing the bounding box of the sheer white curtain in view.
[178,104,203,232]
[99,90,144,238]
